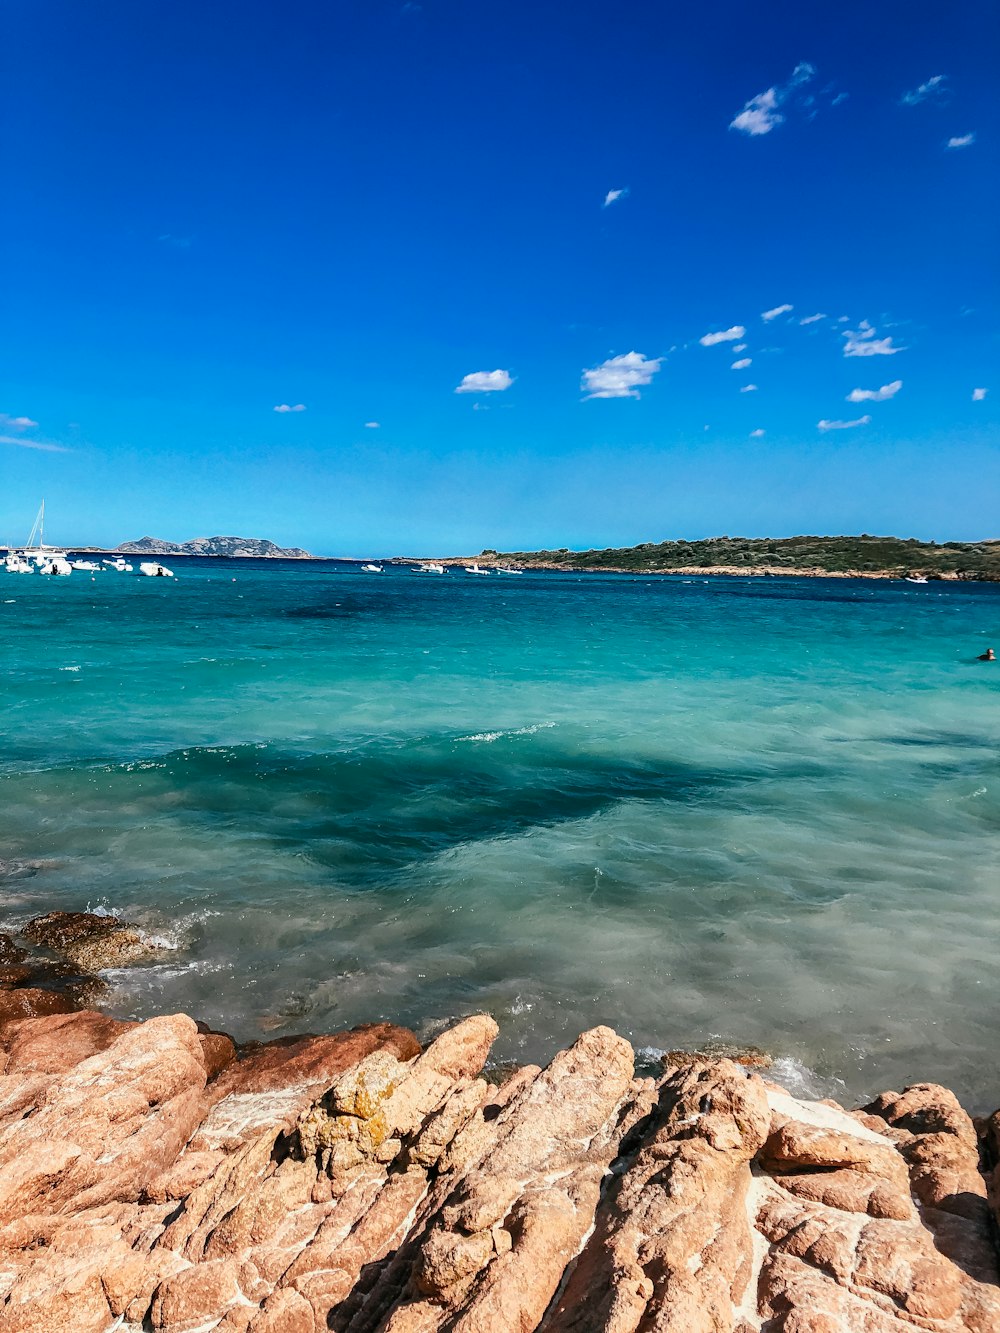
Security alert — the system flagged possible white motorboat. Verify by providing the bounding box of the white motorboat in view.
[38,557,72,576]
[411,562,445,574]
[102,558,134,572]
[3,554,34,574]
[361,563,384,573]
[70,560,101,572]
[904,576,929,584]
[495,566,523,575]
[464,562,489,575]
[139,562,175,578]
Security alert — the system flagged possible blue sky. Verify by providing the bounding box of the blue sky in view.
[2,0,997,554]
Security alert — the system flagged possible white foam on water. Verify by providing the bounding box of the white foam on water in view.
[768,1056,847,1101]
[458,722,556,743]
[140,908,223,951]
[59,665,81,672]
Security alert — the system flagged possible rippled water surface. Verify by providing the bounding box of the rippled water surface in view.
[2,560,998,1108]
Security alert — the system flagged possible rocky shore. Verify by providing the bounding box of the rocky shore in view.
[3,914,1000,1332]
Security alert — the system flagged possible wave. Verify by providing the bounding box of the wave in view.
[457,723,557,743]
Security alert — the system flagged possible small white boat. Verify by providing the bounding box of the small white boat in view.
[38,557,72,576]
[3,554,34,574]
[139,562,175,578]
[904,576,928,584]
[103,558,134,572]
[464,562,489,575]
[70,560,101,572]
[495,566,523,575]
[411,562,445,574]
[361,563,384,574]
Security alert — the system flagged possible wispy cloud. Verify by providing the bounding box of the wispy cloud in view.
[799,313,826,325]
[762,303,793,322]
[731,358,752,370]
[749,428,766,438]
[157,233,193,249]
[730,62,815,136]
[842,321,903,358]
[818,414,871,431]
[364,421,380,428]
[847,380,902,403]
[740,383,758,393]
[972,387,988,401]
[0,434,70,453]
[0,412,69,451]
[901,74,946,106]
[274,403,307,412]
[455,369,513,394]
[581,352,661,400]
[700,325,745,346]
[603,188,628,208]
[947,133,975,149]
[732,343,747,352]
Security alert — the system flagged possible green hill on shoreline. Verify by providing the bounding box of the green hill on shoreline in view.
[477,534,1000,580]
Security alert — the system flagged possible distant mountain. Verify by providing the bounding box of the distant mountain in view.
[118,535,313,558]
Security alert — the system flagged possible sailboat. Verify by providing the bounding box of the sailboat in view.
[20,501,72,575]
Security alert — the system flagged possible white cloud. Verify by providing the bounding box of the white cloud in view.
[847,380,902,403]
[762,303,793,321]
[364,421,380,428]
[901,74,946,106]
[749,428,766,438]
[799,313,826,325]
[0,434,69,453]
[817,414,871,431]
[732,343,747,352]
[0,413,68,451]
[740,383,758,393]
[581,351,661,400]
[455,369,513,394]
[947,133,975,149]
[274,403,306,412]
[730,62,815,136]
[731,86,782,137]
[700,325,745,346]
[603,188,628,208]
[731,358,752,370]
[842,321,903,358]
[972,387,988,401]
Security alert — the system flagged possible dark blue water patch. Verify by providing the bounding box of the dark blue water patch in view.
[13,736,752,887]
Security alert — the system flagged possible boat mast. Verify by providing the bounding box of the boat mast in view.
[26,500,44,551]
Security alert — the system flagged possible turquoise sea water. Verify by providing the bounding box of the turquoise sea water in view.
[2,560,998,1109]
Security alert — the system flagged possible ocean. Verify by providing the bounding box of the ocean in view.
[2,559,998,1109]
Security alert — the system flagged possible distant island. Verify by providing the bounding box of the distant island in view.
[456,534,1000,580]
[117,535,313,559]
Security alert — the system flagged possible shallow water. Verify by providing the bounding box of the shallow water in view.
[2,560,998,1109]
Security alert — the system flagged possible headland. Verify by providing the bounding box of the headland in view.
[431,534,1000,581]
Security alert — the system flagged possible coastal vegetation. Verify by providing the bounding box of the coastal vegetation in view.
[485,534,1000,579]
